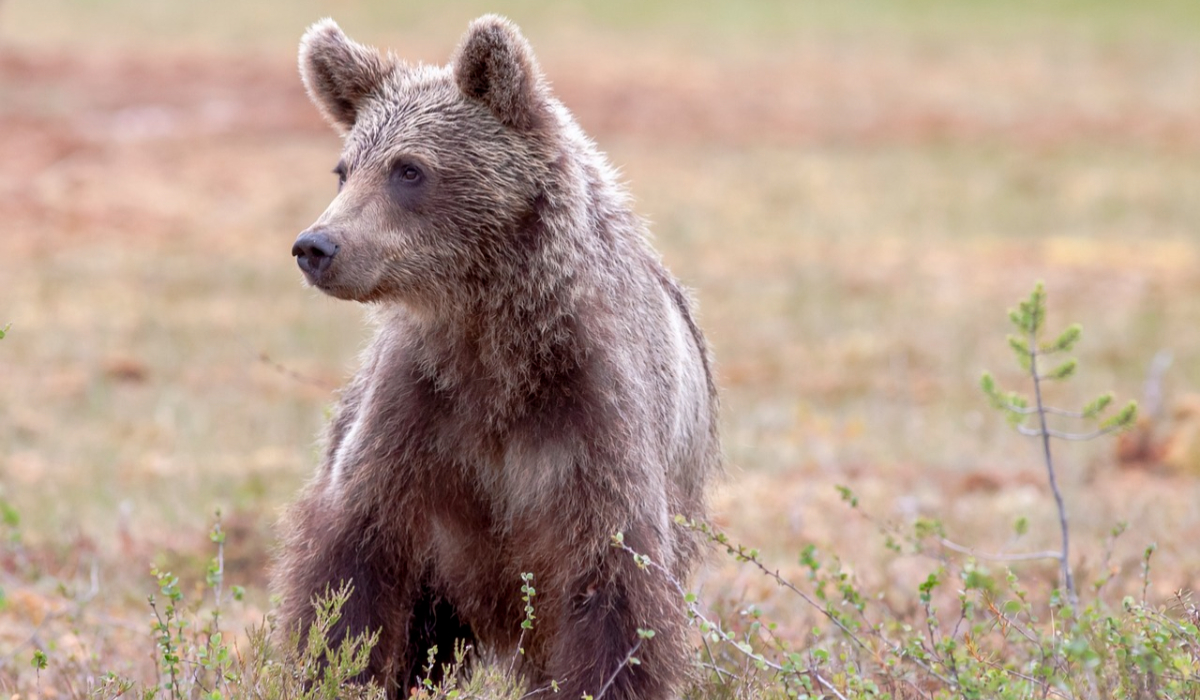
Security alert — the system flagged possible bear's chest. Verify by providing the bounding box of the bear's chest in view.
[328,364,508,488]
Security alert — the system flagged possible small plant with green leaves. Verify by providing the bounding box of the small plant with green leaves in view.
[511,571,536,668]
[981,282,1137,606]
[637,508,1198,699]
[597,283,1194,700]
[62,514,386,700]
[143,513,253,699]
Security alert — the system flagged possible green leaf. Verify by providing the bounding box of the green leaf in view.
[1007,334,1031,359]
[1028,282,1047,328]
[799,544,820,572]
[1082,393,1114,419]
[1100,401,1138,431]
[914,517,944,540]
[1046,323,1082,353]
[918,571,942,603]
[1044,358,1077,381]
[980,371,996,396]
[982,373,1029,418]
[0,501,19,529]
[1004,393,1028,428]
[962,566,997,594]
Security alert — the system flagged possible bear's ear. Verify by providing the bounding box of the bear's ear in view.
[452,15,548,133]
[299,19,393,133]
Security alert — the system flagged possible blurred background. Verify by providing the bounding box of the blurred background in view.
[1,0,1198,685]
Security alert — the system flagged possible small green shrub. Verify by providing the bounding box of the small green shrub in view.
[605,283,1189,700]
[88,514,387,700]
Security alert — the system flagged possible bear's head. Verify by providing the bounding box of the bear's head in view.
[292,16,562,307]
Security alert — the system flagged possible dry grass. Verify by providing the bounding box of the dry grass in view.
[1,0,1199,693]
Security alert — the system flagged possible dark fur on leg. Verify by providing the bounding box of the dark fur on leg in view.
[524,526,689,700]
[274,499,413,693]
[400,586,477,692]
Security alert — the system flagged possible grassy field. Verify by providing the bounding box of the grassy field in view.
[1,0,1199,694]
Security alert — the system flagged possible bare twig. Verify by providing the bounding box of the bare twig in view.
[616,532,958,692]
[238,335,335,390]
[254,350,336,390]
[1002,403,1086,418]
[1026,324,1077,606]
[976,655,1070,699]
[1015,425,1121,441]
[698,660,739,682]
[593,640,642,700]
[937,537,1062,563]
[699,633,730,686]
[614,542,808,679]
[520,682,563,699]
[810,672,850,700]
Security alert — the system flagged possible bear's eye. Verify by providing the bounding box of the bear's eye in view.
[385,159,430,210]
[332,162,348,192]
[391,162,424,186]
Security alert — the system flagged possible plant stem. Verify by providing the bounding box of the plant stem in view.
[1028,334,1077,606]
[594,640,641,700]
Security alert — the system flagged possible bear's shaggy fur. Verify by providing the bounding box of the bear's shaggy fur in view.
[275,15,719,699]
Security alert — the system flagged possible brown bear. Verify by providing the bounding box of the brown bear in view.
[275,15,719,700]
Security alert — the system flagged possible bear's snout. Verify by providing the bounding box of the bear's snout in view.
[292,230,340,280]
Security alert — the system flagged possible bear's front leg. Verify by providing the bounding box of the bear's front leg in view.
[536,524,691,700]
[274,493,415,693]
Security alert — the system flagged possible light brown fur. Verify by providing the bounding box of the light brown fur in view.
[276,15,719,699]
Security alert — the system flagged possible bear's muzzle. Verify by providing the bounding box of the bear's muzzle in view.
[292,230,340,281]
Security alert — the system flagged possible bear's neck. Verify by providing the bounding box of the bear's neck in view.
[390,282,587,426]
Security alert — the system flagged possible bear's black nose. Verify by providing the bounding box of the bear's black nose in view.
[293,231,340,276]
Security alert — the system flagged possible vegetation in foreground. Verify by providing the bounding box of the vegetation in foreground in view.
[3,286,1196,699]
